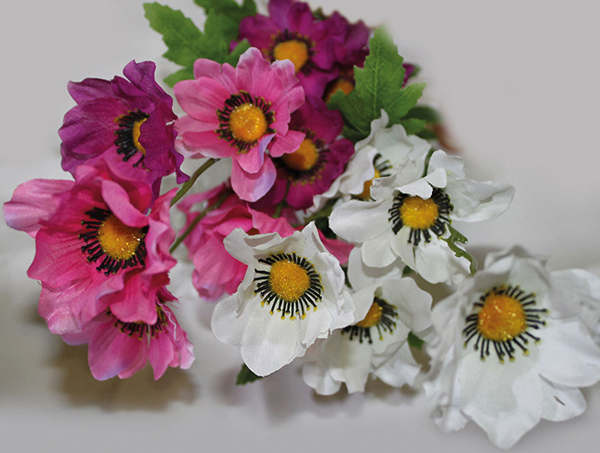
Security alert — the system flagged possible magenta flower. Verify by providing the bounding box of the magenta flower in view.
[174,47,305,202]
[3,162,177,335]
[63,288,194,380]
[59,60,187,187]
[254,96,355,210]
[178,184,297,301]
[238,0,347,97]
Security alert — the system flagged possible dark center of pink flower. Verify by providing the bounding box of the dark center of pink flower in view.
[80,207,148,275]
[216,91,275,153]
[115,109,149,166]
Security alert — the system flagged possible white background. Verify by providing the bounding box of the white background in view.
[1,0,599,452]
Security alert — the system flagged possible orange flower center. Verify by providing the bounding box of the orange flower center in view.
[228,103,269,144]
[355,300,383,328]
[399,196,439,230]
[131,117,147,155]
[269,259,311,302]
[273,40,310,73]
[477,294,528,342]
[281,138,319,172]
[97,215,145,261]
[325,78,355,102]
[358,169,381,200]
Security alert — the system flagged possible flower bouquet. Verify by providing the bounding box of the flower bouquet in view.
[3,0,600,450]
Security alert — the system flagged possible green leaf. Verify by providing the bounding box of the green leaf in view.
[416,128,438,141]
[399,118,426,136]
[224,40,251,67]
[164,67,195,88]
[236,364,263,385]
[327,27,425,142]
[408,331,425,349]
[144,1,257,86]
[404,105,442,124]
[197,0,257,42]
[144,3,206,67]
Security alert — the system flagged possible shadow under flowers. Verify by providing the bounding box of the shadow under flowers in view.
[49,341,199,411]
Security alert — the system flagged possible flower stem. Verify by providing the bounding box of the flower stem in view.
[170,158,218,207]
[442,226,478,275]
[169,190,230,254]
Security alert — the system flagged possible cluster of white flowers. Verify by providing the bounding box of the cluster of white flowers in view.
[211,114,600,449]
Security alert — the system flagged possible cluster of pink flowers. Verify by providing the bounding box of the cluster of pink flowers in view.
[3,0,371,380]
[4,62,193,380]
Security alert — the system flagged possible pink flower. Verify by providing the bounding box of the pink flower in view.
[253,96,355,210]
[174,47,305,202]
[238,0,345,97]
[3,161,177,335]
[63,288,194,380]
[59,60,187,187]
[178,184,296,301]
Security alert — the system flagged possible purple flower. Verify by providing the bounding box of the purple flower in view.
[238,0,363,97]
[59,60,187,187]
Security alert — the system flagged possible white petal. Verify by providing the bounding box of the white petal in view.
[459,353,543,449]
[414,239,469,285]
[540,377,587,422]
[552,269,600,339]
[428,150,466,179]
[329,199,389,243]
[447,179,515,222]
[536,318,600,388]
[240,306,303,376]
[380,278,432,333]
[375,341,421,388]
[362,233,397,268]
[211,293,253,346]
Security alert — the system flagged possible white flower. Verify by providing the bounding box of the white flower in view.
[211,222,372,376]
[329,150,515,284]
[423,246,600,449]
[302,248,432,394]
[309,111,430,213]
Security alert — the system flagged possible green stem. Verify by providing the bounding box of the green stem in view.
[421,148,435,177]
[441,225,478,275]
[169,190,230,254]
[170,158,218,207]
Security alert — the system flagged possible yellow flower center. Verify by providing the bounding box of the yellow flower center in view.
[478,294,527,342]
[399,196,439,230]
[325,78,355,102]
[131,118,147,155]
[228,103,268,144]
[273,40,310,73]
[358,169,381,200]
[97,215,145,261]
[355,300,383,328]
[269,259,311,302]
[281,138,319,172]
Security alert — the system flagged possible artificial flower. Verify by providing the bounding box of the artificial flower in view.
[3,162,177,335]
[178,183,297,301]
[302,248,432,394]
[310,111,430,212]
[329,150,515,284]
[423,246,600,449]
[62,288,194,380]
[174,47,305,202]
[211,222,372,376]
[238,0,363,97]
[59,60,187,187]
[254,95,355,210]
